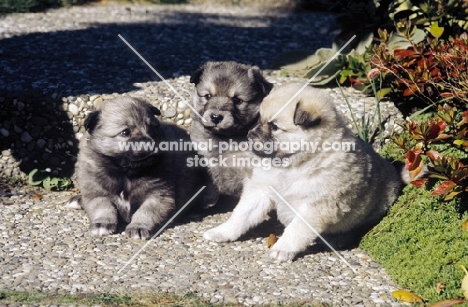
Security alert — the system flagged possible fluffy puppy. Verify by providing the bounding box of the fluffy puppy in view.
[189,61,273,205]
[68,97,201,239]
[203,83,403,261]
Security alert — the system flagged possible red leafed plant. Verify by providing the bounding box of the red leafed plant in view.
[368,23,468,113]
[394,104,468,200]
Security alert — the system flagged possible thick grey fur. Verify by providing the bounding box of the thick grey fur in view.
[69,97,202,239]
[189,61,273,205]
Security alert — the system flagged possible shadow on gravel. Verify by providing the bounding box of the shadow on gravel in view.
[238,211,368,257]
[189,195,366,259]
[0,8,332,179]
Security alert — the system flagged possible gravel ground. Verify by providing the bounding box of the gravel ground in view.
[0,3,404,306]
[0,185,403,307]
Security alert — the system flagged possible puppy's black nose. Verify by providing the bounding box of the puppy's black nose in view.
[210,114,224,124]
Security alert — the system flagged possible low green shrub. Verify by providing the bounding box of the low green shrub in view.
[28,168,73,191]
[361,135,468,304]
[360,184,468,304]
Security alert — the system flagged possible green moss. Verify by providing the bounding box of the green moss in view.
[0,289,330,307]
[0,290,212,306]
[360,184,468,303]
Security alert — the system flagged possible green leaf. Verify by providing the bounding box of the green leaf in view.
[28,169,48,186]
[353,32,374,56]
[462,219,468,231]
[60,178,73,190]
[42,176,52,191]
[388,28,426,52]
[411,28,426,44]
[461,265,468,299]
[391,289,424,303]
[304,58,343,86]
[429,21,444,39]
[339,71,349,84]
[376,88,392,100]
[272,48,338,75]
[410,103,438,119]
[48,177,60,188]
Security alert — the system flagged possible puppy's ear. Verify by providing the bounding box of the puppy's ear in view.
[190,66,204,84]
[248,66,273,95]
[293,100,321,127]
[84,111,100,134]
[149,105,161,116]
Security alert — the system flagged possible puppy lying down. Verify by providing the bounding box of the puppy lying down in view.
[68,97,202,239]
[204,83,404,262]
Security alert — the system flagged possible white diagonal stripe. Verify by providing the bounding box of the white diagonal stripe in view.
[117,186,206,274]
[118,34,207,123]
[269,35,357,122]
[268,186,357,273]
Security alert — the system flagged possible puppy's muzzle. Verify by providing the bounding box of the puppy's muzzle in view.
[247,123,269,142]
[246,129,258,142]
[210,114,224,124]
[202,110,235,131]
[247,128,275,158]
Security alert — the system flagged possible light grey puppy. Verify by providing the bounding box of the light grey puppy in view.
[189,61,273,205]
[204,83,404,261]
[67,97,202,239]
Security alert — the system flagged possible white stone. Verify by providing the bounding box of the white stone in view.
[68,103,79,115]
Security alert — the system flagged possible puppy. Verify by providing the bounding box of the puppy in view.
[203,83,403,261]
[189,61,273,205]
[68,97,201,239]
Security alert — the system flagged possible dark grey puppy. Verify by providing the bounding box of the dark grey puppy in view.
[67,97,201,239]
[189,61,273,205]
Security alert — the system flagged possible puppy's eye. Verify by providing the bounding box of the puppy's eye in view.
[232,97,243,105]
[205,94,212,100]
[268,122,279,131]
[120,128,131,137]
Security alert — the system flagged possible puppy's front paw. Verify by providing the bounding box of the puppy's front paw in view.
[269,249,296,262]
[202,191,219,209]
[202,197,218,209]
[125,223,151,239]
[89,220,117,236]
[269,238,298,262]
[65,195,82,209]
[203,225,238,242]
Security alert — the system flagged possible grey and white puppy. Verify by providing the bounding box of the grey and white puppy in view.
[189,61,273,205]
[204,83,404,261]
[68,97,201,239]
